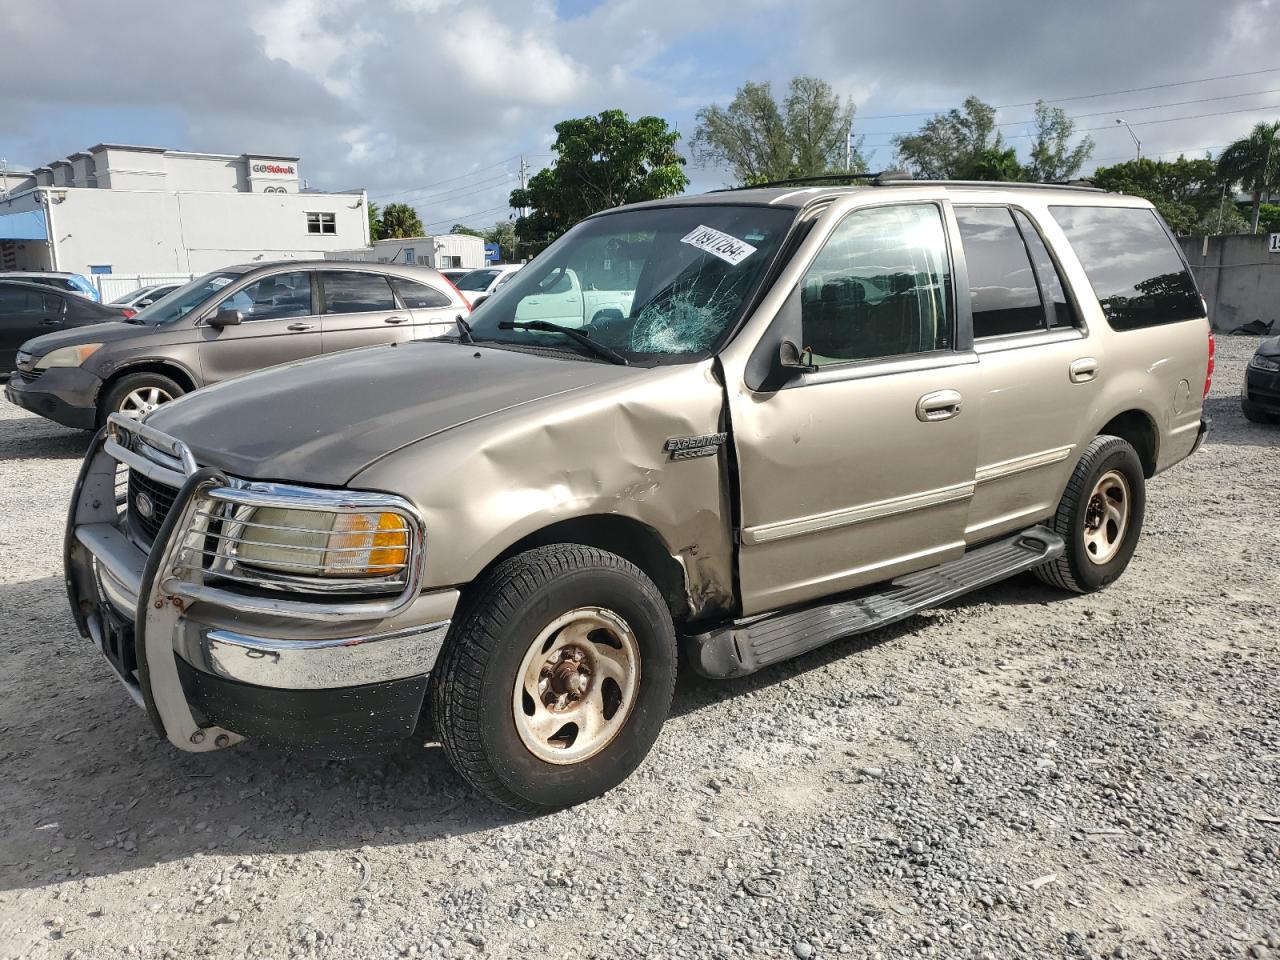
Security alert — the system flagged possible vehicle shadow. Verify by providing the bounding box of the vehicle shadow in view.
[0,408,92,462]
[1202,395,1280,448]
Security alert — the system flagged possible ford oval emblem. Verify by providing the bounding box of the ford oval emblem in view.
[135,492,155,520]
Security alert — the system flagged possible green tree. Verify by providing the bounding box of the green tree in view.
[892,96,1003,179]
[484,220,517,261]
[956,146,1025,181]
[1216,121,1280,233]
[1027,101,1094,182]
[1090,157,1224,235]
[509,109,688,252]
[1257,202,1280,234]
[380,202,424,239]
[449,224,484,237]
[367,201,383,242]
[691,76,865,185]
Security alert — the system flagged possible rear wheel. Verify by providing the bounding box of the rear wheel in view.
[1033,435,1146,593]
[100,372,184,425]
[429,544,677,813]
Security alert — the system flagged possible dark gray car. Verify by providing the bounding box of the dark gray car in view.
[0,280,134,370]
[6,260,469,428]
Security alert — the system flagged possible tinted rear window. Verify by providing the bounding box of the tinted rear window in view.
[1049,205,1202,331]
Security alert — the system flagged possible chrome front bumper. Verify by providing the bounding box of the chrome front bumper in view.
[65,415,457,752]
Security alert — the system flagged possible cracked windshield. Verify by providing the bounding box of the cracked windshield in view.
[466,205,794,362]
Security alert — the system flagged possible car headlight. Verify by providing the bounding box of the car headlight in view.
[35,343,103,369]
[235,508,411,578]
[1249,354,1280,373]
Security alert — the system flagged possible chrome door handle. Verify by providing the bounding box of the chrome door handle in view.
[1069,357,1098,383]
[384,315,409,325]
[287,322,316,332]
[916,389,963,422]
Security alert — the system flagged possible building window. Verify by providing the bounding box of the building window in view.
[444,255,462,268]
[89,265,113,275]
[306,212,336,235]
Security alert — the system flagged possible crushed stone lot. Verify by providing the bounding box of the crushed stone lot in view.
[0,335,1277,960]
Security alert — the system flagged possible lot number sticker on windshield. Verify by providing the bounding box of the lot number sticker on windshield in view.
[209,277,232,288]
[681,225,758,265]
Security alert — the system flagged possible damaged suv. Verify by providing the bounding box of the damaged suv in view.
[66,179,1212,811]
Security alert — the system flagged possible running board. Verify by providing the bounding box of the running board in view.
[686,525,1064,680]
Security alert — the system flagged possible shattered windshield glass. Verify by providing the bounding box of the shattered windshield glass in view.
[465,204,795,362]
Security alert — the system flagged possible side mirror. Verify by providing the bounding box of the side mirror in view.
[470,295,489,309]
[136,299,154,308]
[778,340,817,374]
[208,308,243,329]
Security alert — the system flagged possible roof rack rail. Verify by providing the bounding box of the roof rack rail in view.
[712,172,1104,194]
[712,170,912,192]
[872,178,1105,193]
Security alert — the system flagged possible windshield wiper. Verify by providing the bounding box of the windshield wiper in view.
[498,320,629,366]
[455,315,474,343]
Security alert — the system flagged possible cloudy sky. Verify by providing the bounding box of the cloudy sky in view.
[2,0,1278,230]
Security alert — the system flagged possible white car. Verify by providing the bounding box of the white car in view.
[453,264,522,307]
[108,283,182,310]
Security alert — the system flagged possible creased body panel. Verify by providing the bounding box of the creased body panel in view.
[352,360,736,619]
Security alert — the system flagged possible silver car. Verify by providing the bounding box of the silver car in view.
[64,179,1211,811]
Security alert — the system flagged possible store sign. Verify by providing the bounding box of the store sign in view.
[251,162,296,176]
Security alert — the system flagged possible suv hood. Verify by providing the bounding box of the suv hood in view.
[20,321,146,358]
[145,341,636,485]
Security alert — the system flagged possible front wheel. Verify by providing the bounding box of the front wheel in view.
[99,371,184,425]
[429,544,677,813]
[1033,435,1146,593]
[1241,398,1280,424]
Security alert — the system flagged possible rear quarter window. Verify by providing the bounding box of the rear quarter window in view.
[1049,205,1203,331]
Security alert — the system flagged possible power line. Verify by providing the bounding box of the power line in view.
[858,66,1280,120]
[420,203,513,230]
[367,156,520,200]
[379,172,516,208]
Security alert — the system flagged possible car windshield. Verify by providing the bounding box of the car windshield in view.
[456,269,500,291]
[108,288,148,305]
[134,271,245,324]
[465,204,794,362]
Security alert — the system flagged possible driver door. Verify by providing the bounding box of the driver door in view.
[197,270,321,383]
[729,202,980,615]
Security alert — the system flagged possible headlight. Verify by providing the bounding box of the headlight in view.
[35,343,103,369]
[235,508,410,578]
[1249,355,1280,373]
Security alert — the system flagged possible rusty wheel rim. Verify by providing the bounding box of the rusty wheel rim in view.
[512,607,640,765]
[1083,469,1130,565]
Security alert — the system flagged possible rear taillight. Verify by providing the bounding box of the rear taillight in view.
[121,308,137,319]
[442,276,470,313]
[1204,331,1215,398]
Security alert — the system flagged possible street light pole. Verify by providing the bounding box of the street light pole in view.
[1114,119,1141,161]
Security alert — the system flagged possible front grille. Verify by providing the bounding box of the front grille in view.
[127,469,179,546]
[16,368,43,384]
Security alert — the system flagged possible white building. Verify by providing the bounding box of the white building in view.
[326,233,487,270]
[0,144,369,279]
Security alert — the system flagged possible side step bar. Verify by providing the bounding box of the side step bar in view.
[686,525,1064,680]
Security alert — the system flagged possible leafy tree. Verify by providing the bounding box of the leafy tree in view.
[1216,121,1280,233]
[380,202,424,239]
[1090,157,1224,235]
[484,220,517,261]
[1198,196,1250,236]
[1257,202,1280,234]
[1027,101,1094,182]
[956,146,1025,182]
[691,76,865,185]
[449,224,484,237]
[509,109,688,252]
[367,201,383,242]
[892,96,1003,179]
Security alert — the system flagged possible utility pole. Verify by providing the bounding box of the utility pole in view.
[518,155,529,219]
[1114,119,1141,161]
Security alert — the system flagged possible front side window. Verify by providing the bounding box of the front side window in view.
[217,272,313,322]
[1050,205,1203,331]
[955,206,1044,338]
[320,271,396,313]
[798,204,953,365]
[306,212,336,235]
[389,276,450,309]
[467,204,794,362]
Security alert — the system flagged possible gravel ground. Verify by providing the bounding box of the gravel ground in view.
[0,336,1277,960]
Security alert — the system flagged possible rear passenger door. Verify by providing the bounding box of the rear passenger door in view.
[387,276,460,340]
[956,204,1097,544]
[318,270,409,353]
[730,202,981,615]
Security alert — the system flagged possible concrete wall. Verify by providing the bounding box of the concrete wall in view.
[1180,233,1280,333]
[0,186,369,276]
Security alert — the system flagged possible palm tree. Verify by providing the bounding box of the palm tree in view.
[1216,121,1280,234]
[380,203,424,239]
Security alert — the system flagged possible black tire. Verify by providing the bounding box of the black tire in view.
[1241,398,1280,424]
[429,544,677,813]
[99,371,185,426]
[1033,435,1146,594]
